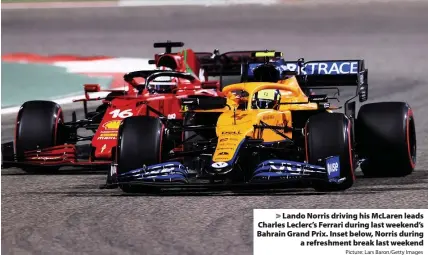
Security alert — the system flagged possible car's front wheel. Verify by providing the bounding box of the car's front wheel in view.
[116,116,165,193]
[305,112,355,191]
[15,100,65,173]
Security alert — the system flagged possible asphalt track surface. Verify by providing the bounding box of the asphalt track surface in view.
[2,2,428,254]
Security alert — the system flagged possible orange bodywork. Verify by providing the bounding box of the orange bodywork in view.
[187,76,324,163]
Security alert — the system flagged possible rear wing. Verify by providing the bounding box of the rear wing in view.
[200,54,368,101]
[281,59,367,88]
[291,59,368,103]
[196,50,283,76]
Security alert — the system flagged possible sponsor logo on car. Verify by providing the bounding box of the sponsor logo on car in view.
[103,120,121,130]
[262,115,275,121]
[222,131,242,135]
[97,137,116,140]
[216,147,234,150]
[29,156,63,161]
[99,133,117,137]
[219,143,239,146]
[101,130,118,134]
[326,156,340,179]
[219,138,239,142]
[211,162,228,168]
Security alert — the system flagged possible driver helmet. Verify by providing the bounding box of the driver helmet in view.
[253,89,281,109]
[151,55,179,93]
[251,63,281,108]
[151,65,177,93]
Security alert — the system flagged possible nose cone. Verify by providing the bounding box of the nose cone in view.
[208,136,246,176]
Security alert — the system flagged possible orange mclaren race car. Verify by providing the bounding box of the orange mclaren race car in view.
[106,51,416,193]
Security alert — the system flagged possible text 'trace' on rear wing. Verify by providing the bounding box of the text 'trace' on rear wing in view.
[288,59,368,104]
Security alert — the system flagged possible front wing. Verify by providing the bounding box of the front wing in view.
[109,156,344,191]
[1,142,110,169]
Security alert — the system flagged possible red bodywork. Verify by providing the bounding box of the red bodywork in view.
[14,49,223,168]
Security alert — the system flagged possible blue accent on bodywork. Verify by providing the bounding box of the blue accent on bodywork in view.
[119,161,189,183]
[117,156,343,185]
[326,156,341,179]
[247,59,359,78]
[250,157,343,183]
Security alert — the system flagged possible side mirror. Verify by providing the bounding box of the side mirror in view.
[84,84,101,93]
[359,83,368,102]
[201,81,219,90]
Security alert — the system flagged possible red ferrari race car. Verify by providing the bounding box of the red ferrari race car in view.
[1,41,225,172]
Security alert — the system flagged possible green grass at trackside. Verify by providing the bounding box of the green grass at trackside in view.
[1,62,112,108]
[2,0,115,3]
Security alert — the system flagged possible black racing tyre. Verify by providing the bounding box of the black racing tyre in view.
[15,100,64,173]
[356,102,416,177]
[305,112,355,191]
[116,116,164,193]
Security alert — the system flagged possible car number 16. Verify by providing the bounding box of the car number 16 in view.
[109,109,134,118]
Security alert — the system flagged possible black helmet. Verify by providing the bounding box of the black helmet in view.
[252,63,281,83]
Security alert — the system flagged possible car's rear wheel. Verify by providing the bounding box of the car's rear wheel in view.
[305,112,355,191]
[15,100,64,173]
[356,102,416,177]
[116,116,165,193]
